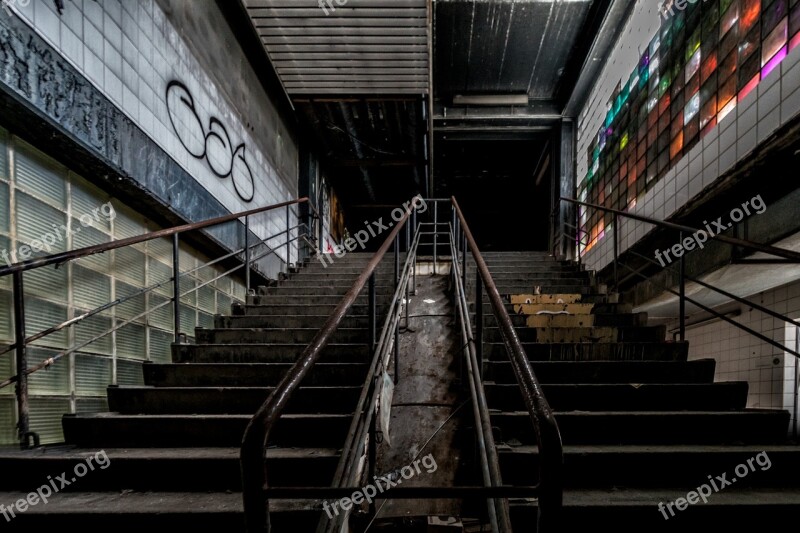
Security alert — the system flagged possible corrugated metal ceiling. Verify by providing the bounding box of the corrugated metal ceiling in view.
[434,0,593,100]
[242,0,430,95]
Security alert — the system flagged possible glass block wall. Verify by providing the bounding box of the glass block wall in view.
[0,128,247,445]
[579,0,799,255]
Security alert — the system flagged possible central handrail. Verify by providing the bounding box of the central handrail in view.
[240,203,412,532]
[451,196,564,531]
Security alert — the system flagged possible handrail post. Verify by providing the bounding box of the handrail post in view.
[679,231,686,342]
[461,231,467,289]
[12,271,29,449]
[369,274,376,352]
[613,212,619,292]
[244,215,251,293]
[433,201,438,274]
[394,233,400,384]
[172,233,181,342]
[285,205,291,270]
[412,209,418,295]
[475,272,483,375]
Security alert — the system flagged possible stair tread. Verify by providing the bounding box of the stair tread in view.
[0,446,340,460]
[0,490,314,513]
[69,413,351,420]
[499,444,800,454]
[510,487,800,505]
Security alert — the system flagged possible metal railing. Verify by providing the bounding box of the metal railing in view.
[560,196,800,437]
[316,219,422,533]
[241,198,563,532]
[451,197,563,532]
[240,201,413,533]
[0,197,319,448]
[449,222,511,532]
[560,197,800,342]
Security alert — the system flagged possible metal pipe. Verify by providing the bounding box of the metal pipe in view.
[12,272,29,448]
[369,274,376,352]
[433,201,438,274]
[475,272,483,375]
[285,205,291,271]
[172,233,181,342]
[244,215,251,293]
[679,231,686,342]
[450,242,509,531]
[453,196,563,532]
[613,212,619,291]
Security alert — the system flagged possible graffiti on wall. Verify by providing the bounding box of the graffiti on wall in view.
[165,80,255,203]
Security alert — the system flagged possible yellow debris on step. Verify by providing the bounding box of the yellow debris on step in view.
[508,293,582,305]
[513,303,596,315]
[525,314,596,328]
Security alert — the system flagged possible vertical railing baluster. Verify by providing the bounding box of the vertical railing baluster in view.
[368,274,376,352]
[244,215,251,293]
[12,271,29,449]
[285,205,291,270]
[172,234,181,342]
[475,272,483,376]
[679,231,686,342]
[613,212,619,292]
[433,201,438,274]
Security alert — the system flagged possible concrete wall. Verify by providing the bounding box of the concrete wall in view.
[685,280,800,430]
[5,0,300,266]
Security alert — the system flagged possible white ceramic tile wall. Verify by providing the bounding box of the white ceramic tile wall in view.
[578,10,800,275]
[685,280,800,427]
[9,0,298,263]
[576,2,661,182]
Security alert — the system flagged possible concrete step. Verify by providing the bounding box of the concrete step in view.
[508,488,800,532]
[262,285,396,296]
[63,412,351,447]
[508,312,648,328]
[0,491,318,532]
[144,362,368,387]
[277,269,395,287]
[491,410,790,445]
[238,303,390,316]
[483,359,717,384]
[485,341,689,362]
[0,446,339,491]
[108,385,361,414]
[215,314,371,329]
[466,270,589,279]
[476,302,633,316]
[173,343,369,364]
[484,382,749,411]
[196,327,369,344]
[482,325,666,343]
[246,294,393,306]
[498,444,800,488]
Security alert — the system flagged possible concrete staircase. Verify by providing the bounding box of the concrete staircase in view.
[468,251,800,531]
[0,253,396,531]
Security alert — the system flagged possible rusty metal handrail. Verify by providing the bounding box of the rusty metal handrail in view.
[240,205,412,533]
[0,198,313,277]
[451,196,564,531]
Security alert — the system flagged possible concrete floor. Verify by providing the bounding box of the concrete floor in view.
[372,274,472,524]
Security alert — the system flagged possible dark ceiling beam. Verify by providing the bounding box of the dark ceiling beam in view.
[554,0,614,111]
[434,100,560,118]
[562,0,637,117]
[328,159,418,168]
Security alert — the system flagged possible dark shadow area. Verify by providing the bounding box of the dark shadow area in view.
[434,138,551,251]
